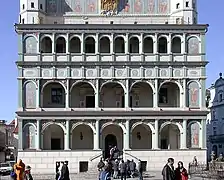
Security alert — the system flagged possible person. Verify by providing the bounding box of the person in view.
[10,166,17,180]
[24,165,33,180]
[113,159,119,179]
[98,158,105,180]
[58,162,64,180]
[175,161,188,180]
[129,159,136,178]
[100,166,111,180]
[119,160,126,180]
[55,162,60,180]
[137,160,143,180]
[14,159,25,180]
[60,161,70,180]
[162,158,175,180]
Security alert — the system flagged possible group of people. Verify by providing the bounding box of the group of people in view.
[55,161,70,180]
[97,157,143,180]
[10,159,33,180]
[162,158,188,180]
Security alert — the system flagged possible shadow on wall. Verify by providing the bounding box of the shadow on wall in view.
[46,0,73,15]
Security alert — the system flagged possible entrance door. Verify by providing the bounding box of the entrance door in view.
[104,134,117,159]
[51,138,61,150]
[86,96,95,108]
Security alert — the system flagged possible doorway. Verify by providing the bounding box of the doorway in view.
[51,138,61,150]
[86,96,95,108]
[104,134,117,159]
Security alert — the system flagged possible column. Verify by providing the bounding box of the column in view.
[52,33,55,53]
[110,33,114,53]
[95,33,99,53]
[36,79,40,108]
[64,120,70,150]
[81,33,84,54]
[154,119,159,149]
[139,33,143,54]
[124,120,130,150]
[153,79,158,108]
[201,119,207,149]
[167,33,171,54]
[154,33,158,53]
[182,79,186,108]
[125,33,129,54]
[182,33,186,54]
[65,79,69,108]
[181,119,187,149]
[18,119,23,150]
[125,79,129,108]
[36,119,41,150]
[18,79,23,110]
[66,33,69,54]
[95,79,99,108]
[94,120,100,150]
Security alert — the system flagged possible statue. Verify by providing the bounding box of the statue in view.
[101,0,118,15]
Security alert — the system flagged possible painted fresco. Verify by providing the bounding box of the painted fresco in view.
[24,36,37,54]
[188,122,200,148]
[24,82,36,108]
[23,125,36,149]
[187,37,199,54]
[46,0,169,15]
[187,81,200,108]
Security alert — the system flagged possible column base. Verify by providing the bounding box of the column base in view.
[180,147,188,150]
[93,148,101,151]
[64,148,71,151]
[36,148,42,151]
[152,148,160,150]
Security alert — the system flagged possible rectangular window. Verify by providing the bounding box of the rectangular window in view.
[31,2,34,8]
[176,3,180,9]
[51,88,63,104]
[186,1,189,7]
[22,18,25,24]
[40,4,43,9]
[32,17,34,24]
[22,4,25,9]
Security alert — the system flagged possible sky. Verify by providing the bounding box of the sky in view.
[0,0,222,121]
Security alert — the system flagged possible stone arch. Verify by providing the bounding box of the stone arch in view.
[84,36,96,53]
[69,35,82,41]
[114,36,125,53]
[23,36,38,53]
[70,80,96,93]
[171,36,182,53]
[159,80,183,92]
[143,35,154,53]
[159,121,183,133]
[55,35,67,42]
[40,35,52,53]
[187,81,200,108]
[99,36,110,53]
[130,80,155,93]
[158,35,168,53]
[99,35,112,41]
[131,122,154,149]
[23,81,37,108]
[55,36,66,53]
[129,36,139,53]
[23,123,36,149]
[40,34,53,42]
[100,81,126,92]
[41,80,67,93]
[42,122,66,133]
[101,122,126,134]
[71,122,94,149]
[69,35,81,53]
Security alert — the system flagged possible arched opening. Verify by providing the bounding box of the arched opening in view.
[187,122,200,148]
[171,37,181,53]
[40,36,52,53]
[23,124,36,149]
[101,124,123,159]
[114,37,125,53]
[131,124,152,149]
[69,37,81,53]
[99,37,110,53]
[43,124,64,150]
[158,37,167,53]
[24,81,36,109]
[143,37,153,53]
[84,37,95,53]
[42,82,66,108]
[55,37,66,53]
[129,37,139,53]
[187,37,199,54]
[130,82,153,107]
[71,124,93,150]
[100,82,125,108]
[158,82,180,107]
[70,82,95,108]
[160,123,180,149]
[24,36,38,53]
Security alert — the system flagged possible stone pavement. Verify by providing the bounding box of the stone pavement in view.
[0,172,206,180]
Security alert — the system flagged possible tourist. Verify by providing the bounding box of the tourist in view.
[129,159,136,178]
[60,161,70,180]
[216,153,224,162]
[162,158,175,180]
[119,160,127,180]
[98,158,105,180]
[14,159,25,180]
[24,165,33,180]
[110,146,115,160]
[137,160,143,180]
[100,166,111,180]
[126,160,131,177]
[113,159,119,179]
[55,162,60,180]
[192,156,198,165]
[58,162,64,180]
[175,161,188,180]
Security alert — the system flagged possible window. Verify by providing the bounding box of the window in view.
[51,88,63,104]
[54,21,57,24]
[134,21,137,24]
[213,127,217,135]
[176,3,180,9]
[31,2,34,8]
[22,18,25,24]
[159,88,168,103]
[22,4,25,9]
[40,4,43,9]
[32,17,34,24]
[186,1,189,7]
[110,21,113,24]
[19,15,21,23]
[85,21,88,24]
[219,93,223,102]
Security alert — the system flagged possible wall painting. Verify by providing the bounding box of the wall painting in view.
[158,0,168,14]
[24,36,37,54]
[24,82,36,109]
[23,125,36,149]
[188,122,200,148]
[187,37,199,54]
[187,81,200,108]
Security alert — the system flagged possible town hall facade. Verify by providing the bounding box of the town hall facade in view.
[16,0,208,174]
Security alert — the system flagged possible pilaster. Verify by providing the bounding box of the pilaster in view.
[94,120,100,150]
[154,33,158,53]
[182,79,187,108]
[125,33,129,54]
[65,120,70,150]
[18,119,23,150]
[66,33,69,54]
[154,119,159,149]
[182,33,186,54]
[125,79,129,108]
[65,79,70,108]
[167,33,171,54]
[36,119,41,150]
[36,79,40,109]
[95,79,99,108]
[139,33,143,54]
[181,119,187,149]
[95,33,99,53]
[153,79,158,108]
[110,33,114,53]
[124,120,130,150]
[201,119,207,149]
[52,33,55,53]
[18,79,23,110]
[81,33,84,54]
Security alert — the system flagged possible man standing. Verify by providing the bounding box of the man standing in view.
[162,158,175,180]
[119,160,126,180]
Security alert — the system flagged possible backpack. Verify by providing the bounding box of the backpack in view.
[10,171,16,178]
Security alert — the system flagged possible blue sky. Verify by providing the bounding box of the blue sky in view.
[0,0,222,121]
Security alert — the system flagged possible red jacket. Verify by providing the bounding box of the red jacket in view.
[175,168,188,180]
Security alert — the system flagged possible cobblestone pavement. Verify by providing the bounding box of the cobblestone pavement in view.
[0,172,205,180]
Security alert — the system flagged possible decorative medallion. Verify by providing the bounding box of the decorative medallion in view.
[73,69,79,77]
[102,70,109,77]
[146,69,152,77]
[117,70,123,77]
[132,70,138,77]
[87,69,94,77]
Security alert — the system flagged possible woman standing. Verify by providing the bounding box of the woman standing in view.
[175,161,188,180]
